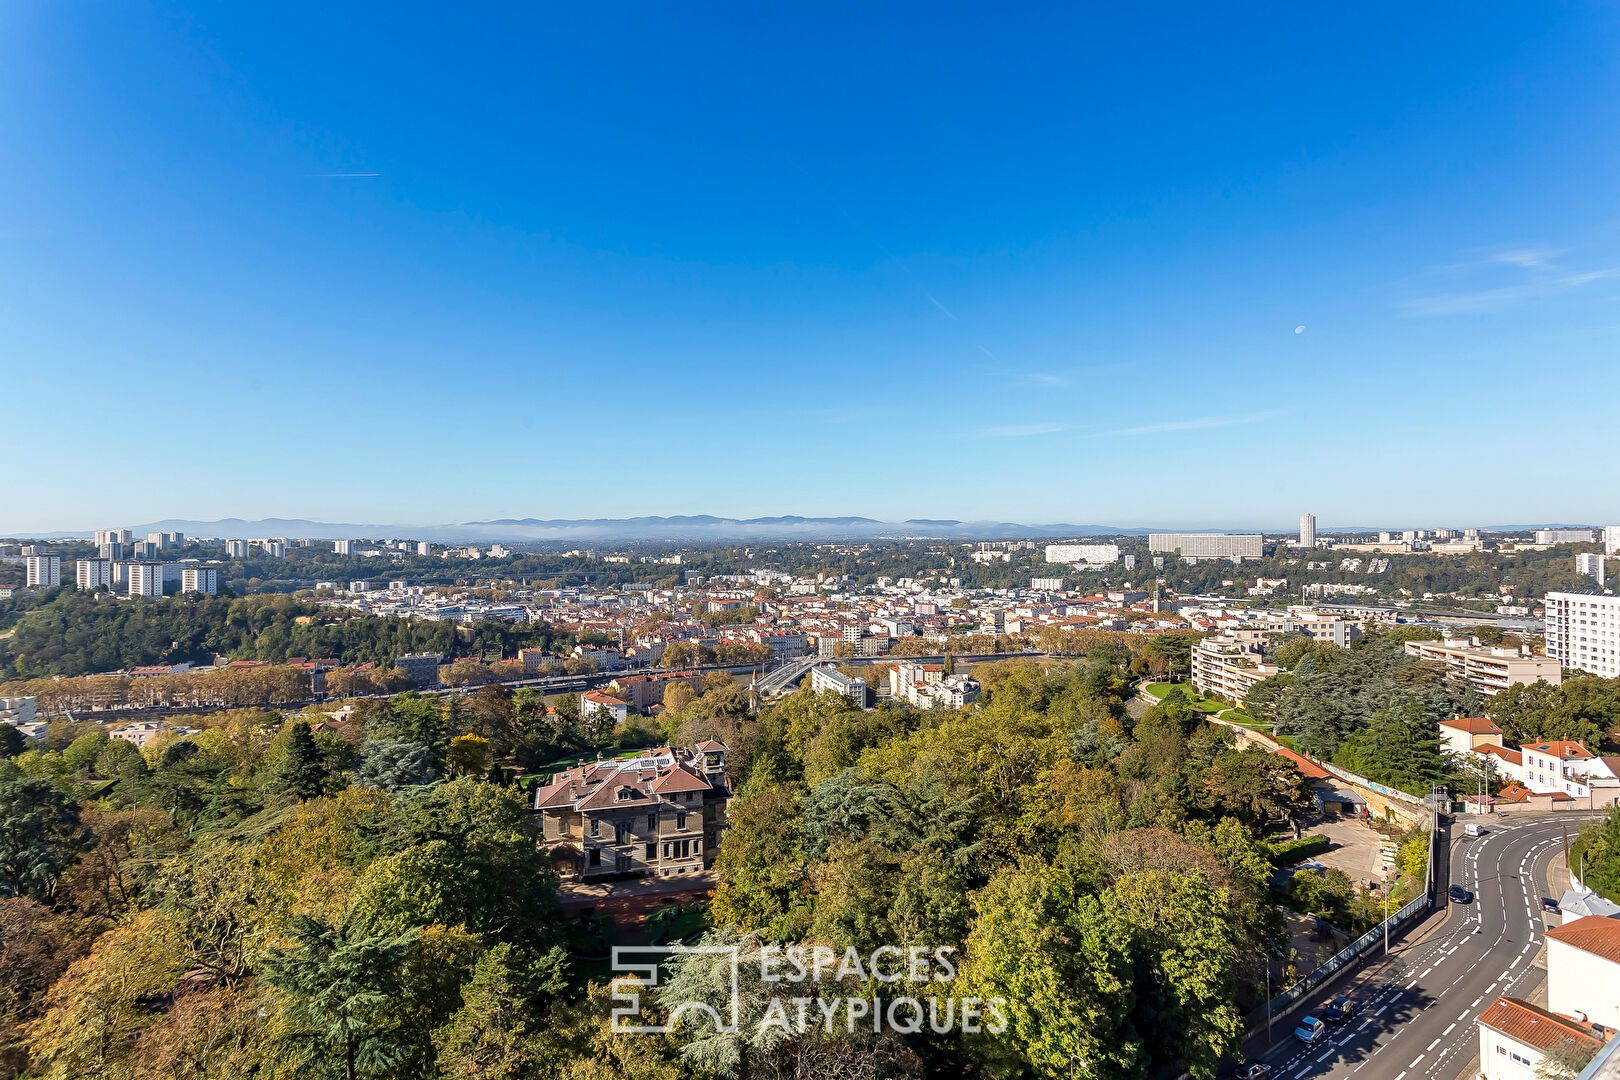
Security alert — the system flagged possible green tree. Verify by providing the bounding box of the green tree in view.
[445,735,492,779]
[260,914,421,1080]
[0,777,92,902]
[269,721,329,802]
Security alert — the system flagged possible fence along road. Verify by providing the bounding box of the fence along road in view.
[1243,814,1602,1080]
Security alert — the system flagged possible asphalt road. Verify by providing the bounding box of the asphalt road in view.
[1244,814,1600,1080]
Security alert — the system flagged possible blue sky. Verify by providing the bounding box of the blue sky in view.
[3,3,1619,533]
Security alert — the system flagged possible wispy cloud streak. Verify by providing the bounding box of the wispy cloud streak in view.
[980,422,1065,438]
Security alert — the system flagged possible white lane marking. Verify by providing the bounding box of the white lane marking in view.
[1410,977,1423,986]
[1444,1023,1456,1036]
[1426,1039,1441,1051]
[1316,1050,1333,1062]
[1462,1006,1474,1017]
[1434,956,1446,967]
[1420,967,1433,977]
[1395,1072,1408,1080]
[1410,1055,1425,1067]
[1373,1006,1388,1016]
[1359,1020,1372,1031]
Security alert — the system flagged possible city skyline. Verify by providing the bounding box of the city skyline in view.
[5,4,1620,528]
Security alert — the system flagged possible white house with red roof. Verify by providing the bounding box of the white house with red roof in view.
[531,742,729,880]
[579,689,630,725]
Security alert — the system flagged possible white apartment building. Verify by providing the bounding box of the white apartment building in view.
[94,529,133,548]
[1030,577,1065,591]
[1403,637,1562,695]
[1299,513,1316,548]
[0,696,38,726]
[1191,635,1281,703]
[1546,916,1620,1032]
[1576,552,1607,586]
[258,539,286,558]
[25,555,60,587]
[225,540,250,557]
[888,659,980,708]
[1517,740,1617,800]
[1544,592,1620,679]
[1148,533,1264,560]
[1606,525,1620,555]
[1044,543,1120,565]
[416,541,432,556]
[182,567,218,595]
[333,540,352,555]
[1476,996,1603,1080]
[809,664,869,706]
[76,558,113,590]
[127,563,165,598]
[1534,528,1595,545]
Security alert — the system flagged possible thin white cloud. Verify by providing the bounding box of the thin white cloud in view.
[309,172,381,178]
[1400,245,1617,316]
[925,292,958,320]
[1108,413,1273,437]
[980,422,1065,438]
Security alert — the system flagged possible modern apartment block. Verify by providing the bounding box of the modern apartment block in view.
[1544,592,1620,679]
[533,742,729,880]
[1299,513,1316,548]
[1534,528,1594,545]
[1402,637,1562,695]
[127,562,165,599]
[1576,552,1607,586]
[94,529,133,548]
[1030,577,1065,591]
[1148,533,1264,560]
[225,540,250,558]
[1044,543,1120,565]
[181,567,218,595]
[809,663,869,706]
[25,555,60,587]
[1191,634,1282,702]
[76,558,113,590]
[332,540,352,555]
[1606,525,1620,555]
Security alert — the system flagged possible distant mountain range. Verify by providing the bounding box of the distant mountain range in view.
[82,515,1153,543]
[18,516,1595,544]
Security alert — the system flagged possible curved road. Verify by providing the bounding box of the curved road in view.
[1246,814,1600,1080]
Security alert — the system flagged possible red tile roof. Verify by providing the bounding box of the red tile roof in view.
[1476,997,1603,1052]
[1526,740,1596,760]
[1274,746,1330,781]
[1547,915,1620,966]
[1441,715,1502,735]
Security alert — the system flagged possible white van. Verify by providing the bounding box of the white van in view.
[1464,822,1485,837]
[1294,1016,1326,1044]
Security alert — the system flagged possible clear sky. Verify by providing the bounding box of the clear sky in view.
[4,3,1619,533]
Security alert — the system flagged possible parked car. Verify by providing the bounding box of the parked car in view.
[1294,1016,1326,1044]
[1541,897,1561,914]
[1323,998,1357,1023]
[1449,885,1474,904]
[1234,1063,1273,1080]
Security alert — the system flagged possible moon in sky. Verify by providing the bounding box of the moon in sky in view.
[1294,325,1306,334]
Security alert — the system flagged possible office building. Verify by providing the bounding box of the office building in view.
[127,563,165,599]
[1299,513,1316,548]
[1148,533,1264,560]
[1576,552,1607,586]
[25,555,60,587]
[1402,637,1562,695]
[1044,543,1120,565]
[225,540,250,558]
[332,540,352,555]
[181,567,218,595]
[1534,528,1595,545]
[76,558,113,590]
[1544,592,1620,679]
[394,653,444,687]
